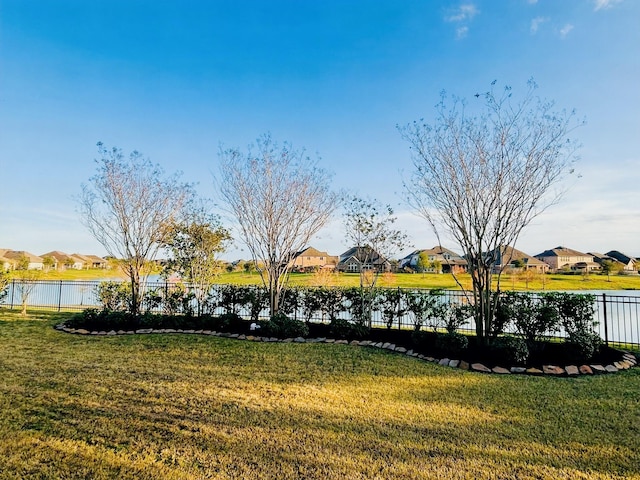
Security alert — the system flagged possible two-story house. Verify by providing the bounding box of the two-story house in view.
[534,246,598,272]
[290,247,338,272]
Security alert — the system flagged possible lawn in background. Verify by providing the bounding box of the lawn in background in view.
[24,267,640,290]
[1,310,639,479]
[213,271,640,291]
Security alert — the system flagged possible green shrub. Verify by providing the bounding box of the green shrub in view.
[65,308,134,330]
[405,289,445,332]
[443,304,473,334]
[260,313,309,338]
[497,292,560,348]
[96,281,130,312]
[217,312,245,333]
[491,336,529,366]
[565,330,602,362]
[329,318,369,340]
[546,292,601,361]
[435,332,468,357]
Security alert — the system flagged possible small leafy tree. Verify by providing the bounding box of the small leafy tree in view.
[416,251,430,275]
[600,259,624,281]
[42,256,55,272]
[162,209,231,316]
[13,256,42,316]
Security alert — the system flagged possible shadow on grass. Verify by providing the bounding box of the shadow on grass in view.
[1,318,639,479]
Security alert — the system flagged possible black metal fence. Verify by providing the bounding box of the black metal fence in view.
[2,279,639,347]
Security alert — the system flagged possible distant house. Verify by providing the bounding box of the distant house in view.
[0,249,13,271]
[605,250,637,272]
[82,254,109,269]
[40,250,74,270]
[290,247,338,272]
[68,254,89,270]
[534,246,598,273]
[589,252,623,271]
[399,246,467,274]
[485,245,548,274]
[337,246,391,273]
[1,250,44,270]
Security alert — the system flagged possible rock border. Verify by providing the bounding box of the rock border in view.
[55,324,638,377]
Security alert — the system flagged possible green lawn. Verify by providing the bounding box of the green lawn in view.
[215,271,640,291]
[27,268,640,291]
[1,310,639,479]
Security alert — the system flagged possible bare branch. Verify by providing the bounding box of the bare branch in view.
[399,81,584,341]
[218,134,339,316]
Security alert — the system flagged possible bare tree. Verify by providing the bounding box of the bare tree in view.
[343,196,408,325]
[78,142,194,318]
[399,80,583,342]
[218,135,338,316]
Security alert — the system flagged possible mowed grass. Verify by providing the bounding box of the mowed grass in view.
[28,268,640,290]
[215,271,640,291]
[2,311,640,479]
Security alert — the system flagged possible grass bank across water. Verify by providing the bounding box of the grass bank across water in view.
[1,311,639,479]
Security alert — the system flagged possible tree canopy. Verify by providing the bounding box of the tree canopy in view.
[399,80,583,341]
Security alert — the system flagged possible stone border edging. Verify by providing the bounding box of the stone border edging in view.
[55,324,638,377]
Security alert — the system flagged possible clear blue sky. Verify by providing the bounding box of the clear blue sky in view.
[1,0,638,260]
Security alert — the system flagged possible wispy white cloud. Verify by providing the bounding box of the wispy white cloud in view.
[446,4,479,22]
[559,23,574,38]
[530,16,547,34]
[456,26,469,39]
[445,4,478,39]
[594,0,623,11]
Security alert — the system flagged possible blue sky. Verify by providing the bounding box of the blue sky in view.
[1,0,638,260]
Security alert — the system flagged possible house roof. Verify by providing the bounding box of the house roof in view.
[339,246,388,265]
[534,246,590,258]
[606,250,636,265]
[83,254,107,263]
[488,245,546,266]
[70,253,91,263]
[3,250,44,262]
[401,246,464,260]
[294,247,334,258]
[41,251,73,262]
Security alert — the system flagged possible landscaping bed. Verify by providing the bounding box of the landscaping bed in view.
[60,311,637,376]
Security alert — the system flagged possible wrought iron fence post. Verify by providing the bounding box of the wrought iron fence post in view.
[397,286,402,331]
[602,293,609,346]
[10,279,15,310]
[57,280,63,312]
